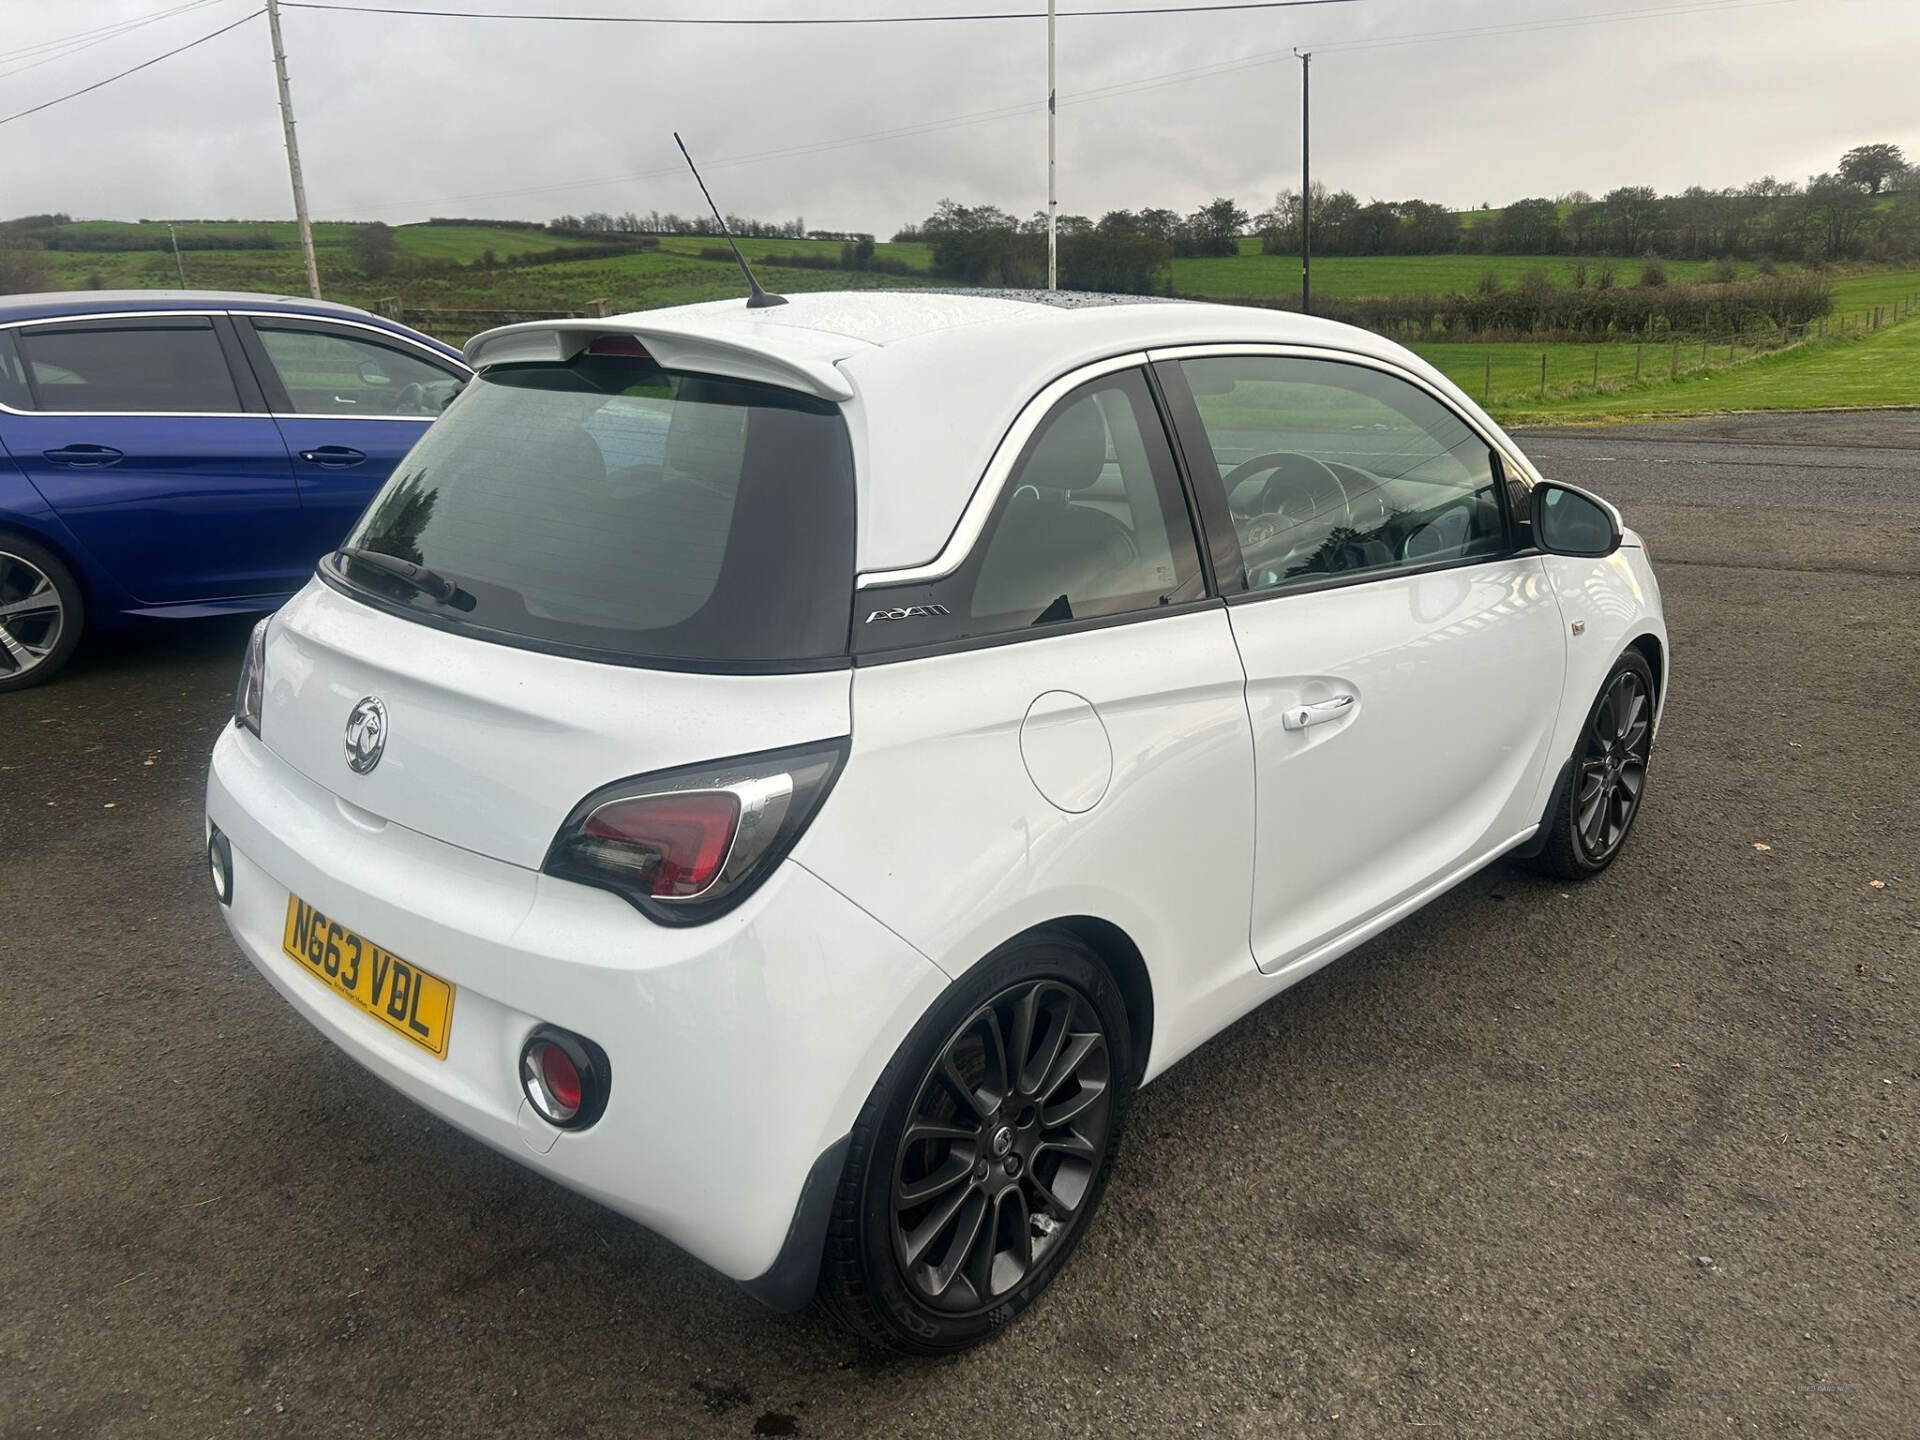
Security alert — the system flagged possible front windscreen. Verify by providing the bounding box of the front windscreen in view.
[334,350,856,666]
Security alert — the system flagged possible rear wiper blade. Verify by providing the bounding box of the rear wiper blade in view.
[334,547,475,610]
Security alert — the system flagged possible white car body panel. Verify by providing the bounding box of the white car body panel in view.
[258,581,851,869]
[207,723,947,1284]
[208,290,1671,1307]
[1226,556,1567,974]
[793,608,1257,1085]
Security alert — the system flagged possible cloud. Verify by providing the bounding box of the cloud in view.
[1,0,1913,232]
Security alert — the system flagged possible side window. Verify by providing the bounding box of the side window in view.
[15,320,241,413]
[253,324,465,417]
[1176,356,1507,594]
[856,368,1203,650]
[0,332,29,410]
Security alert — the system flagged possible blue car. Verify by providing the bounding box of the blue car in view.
[0,291,470,690]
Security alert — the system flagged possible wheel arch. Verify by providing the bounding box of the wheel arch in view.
[1026,915,1155,1086]
[0,518,100,624]
[1626,630,1665,714]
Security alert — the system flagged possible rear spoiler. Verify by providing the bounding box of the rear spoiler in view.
[463,318,855,402]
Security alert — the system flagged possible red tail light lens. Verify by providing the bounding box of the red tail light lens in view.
[578,790,741,898]
[585,334,650,357]
[519,1026,609,1129]
[544,739,847,925]
[538,1043,582,1114]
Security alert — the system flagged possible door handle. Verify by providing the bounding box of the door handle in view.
[1280,694,1355,731]
[43,445,122,468]
[299,446,366,468]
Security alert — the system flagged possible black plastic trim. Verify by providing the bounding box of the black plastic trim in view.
[317,561,854,676]
[1509,756,1574,860]
[518,1024,612,1130]
[852,594,1227,667]
[209,315,269,413]
[208,827,234,907]
[738,1132,850,1313]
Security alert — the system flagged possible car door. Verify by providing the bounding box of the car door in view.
[1153,349,1567,978]
[796,360,1261,1014]
[1,313,309,606]
[235,315,468,558]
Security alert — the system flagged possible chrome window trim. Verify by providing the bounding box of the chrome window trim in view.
[0,307,468,419]
[1145,341,1538,486]
[854,349,1150,591]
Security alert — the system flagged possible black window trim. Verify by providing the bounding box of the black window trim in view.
[853,362,1210,658]
[1148,343,1535,609]
[234,313,470,420]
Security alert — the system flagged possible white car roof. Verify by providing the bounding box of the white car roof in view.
[466,290,1524,574]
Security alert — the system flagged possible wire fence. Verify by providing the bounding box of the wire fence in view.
[1428,292,1919,405]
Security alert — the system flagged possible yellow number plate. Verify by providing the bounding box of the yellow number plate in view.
[281,895,455,1059]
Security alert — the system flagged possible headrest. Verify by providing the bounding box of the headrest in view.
[1021,395,1109,493]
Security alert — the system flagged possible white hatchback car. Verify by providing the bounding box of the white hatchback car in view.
[206,290,1666,1354]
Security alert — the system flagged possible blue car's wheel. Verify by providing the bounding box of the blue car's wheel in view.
[0,535,84,692]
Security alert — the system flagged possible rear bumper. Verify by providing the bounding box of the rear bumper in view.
[205,723,947,1302]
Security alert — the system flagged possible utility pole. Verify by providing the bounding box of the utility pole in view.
[1296,48,1311,314]
[266,0,322,299]
[1047,0,1057,290]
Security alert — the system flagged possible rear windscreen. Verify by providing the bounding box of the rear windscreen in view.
[336,351,856,666]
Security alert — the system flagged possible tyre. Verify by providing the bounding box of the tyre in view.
[1530,649,1656,880]
[0,535,85,693]
[817,930,1134,1354]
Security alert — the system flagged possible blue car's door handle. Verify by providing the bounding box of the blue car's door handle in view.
[43,445,123,468]
[298,446,367,469]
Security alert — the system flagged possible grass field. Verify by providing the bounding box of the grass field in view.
[1173,251,1790,298]
[12,218,1917,420]
[1487,306,1920,422]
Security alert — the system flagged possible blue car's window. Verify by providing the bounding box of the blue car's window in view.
[0,332,28,410]
[254,324,463,417]
[17,320,240,414]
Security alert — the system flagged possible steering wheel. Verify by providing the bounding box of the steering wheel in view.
[392,382,432,416]
[1221,451,1350,559]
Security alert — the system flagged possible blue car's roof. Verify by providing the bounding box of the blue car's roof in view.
[0,290,463,361]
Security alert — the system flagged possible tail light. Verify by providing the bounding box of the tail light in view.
[233,617,269,737]
[543,738,847,925]
[519,1025,610,1129]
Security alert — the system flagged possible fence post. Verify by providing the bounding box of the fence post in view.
[1538,352,1547,399]
[1635,344,1643,381]
[1592,350,1599,386]
[1483,353,1491,402]
[1671,341,1679,378]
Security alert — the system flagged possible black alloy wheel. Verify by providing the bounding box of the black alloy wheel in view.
[818,932,1133,1354]
[1574,666,1652,862]
[1532,648,1657,879]
[890,978,1113,1313]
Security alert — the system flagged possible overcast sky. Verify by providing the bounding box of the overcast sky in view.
[3,0,1915,233]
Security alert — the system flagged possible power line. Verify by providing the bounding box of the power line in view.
[0,0,225,64]
[319,0,1816,216]
[0,9,265,129]
[279,0,1364,24]
[0,0,236,80]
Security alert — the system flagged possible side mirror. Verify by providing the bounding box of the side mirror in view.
[1532,480,1622,558]
[356,360,391,387]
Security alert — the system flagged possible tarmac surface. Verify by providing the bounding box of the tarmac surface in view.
[2,411,1915,1438]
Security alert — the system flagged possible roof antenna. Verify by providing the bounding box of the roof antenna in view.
[673,132,787,309]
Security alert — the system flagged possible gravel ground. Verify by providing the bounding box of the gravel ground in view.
[2,411,1914,1439]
